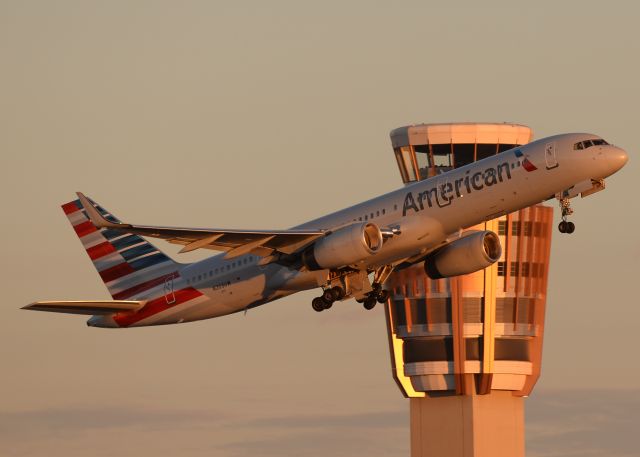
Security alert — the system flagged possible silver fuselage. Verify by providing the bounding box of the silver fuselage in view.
[93,133,628,327]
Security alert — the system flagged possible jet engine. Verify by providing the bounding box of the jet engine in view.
[424,230,501,279]
[302,222,383,270]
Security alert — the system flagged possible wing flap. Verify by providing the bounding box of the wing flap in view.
[76,192,324,256]
[22,300,144,315]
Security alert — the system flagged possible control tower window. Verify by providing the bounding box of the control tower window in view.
[394,147,417,182]
[431,144,452,168]
[414,145,432,179]
[477,144,498,160]
[454,144,475,168]
[498,144,517,153]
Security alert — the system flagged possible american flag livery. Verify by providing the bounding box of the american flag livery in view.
[61,199,206,327]
[513,148,538,172]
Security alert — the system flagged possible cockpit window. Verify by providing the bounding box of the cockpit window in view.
[574,139,608,150]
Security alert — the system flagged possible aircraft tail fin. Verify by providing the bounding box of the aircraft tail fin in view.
[61,197,181,301]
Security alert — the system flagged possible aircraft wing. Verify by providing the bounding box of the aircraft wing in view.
[23,300,144,315]
[77,193,324,259]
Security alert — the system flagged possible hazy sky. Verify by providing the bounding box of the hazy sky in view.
[1,1,638,456]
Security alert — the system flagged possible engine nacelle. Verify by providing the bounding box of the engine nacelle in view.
[302,223,383,270]
[424,230,502,279]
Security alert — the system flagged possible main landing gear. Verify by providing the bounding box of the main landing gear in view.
[311,286,345,312]
[311,265,394,312]
[358,284,390,311]
[558,197,576,234]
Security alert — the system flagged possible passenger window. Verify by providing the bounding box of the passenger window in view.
[358,217,362,221]
[382,209,386,215]
[394,204,398,210]
[364,215,368,220]
[370,213,374,218]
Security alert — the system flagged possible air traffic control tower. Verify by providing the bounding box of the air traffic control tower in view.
[384,123,553,457]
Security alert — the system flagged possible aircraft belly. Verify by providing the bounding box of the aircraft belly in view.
[198,273,268,318]
[129,273,269,326]
[266,267,325,291]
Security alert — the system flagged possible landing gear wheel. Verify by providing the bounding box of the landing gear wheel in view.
[330,286,345,301]
[312,297,327,312]
[322,289,335,303]
[558,220,576,234]
[363,297,377,310]
[376,289,390,304]
[557,196,575,234]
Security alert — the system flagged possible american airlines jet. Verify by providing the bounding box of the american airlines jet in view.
[24,133,628,328]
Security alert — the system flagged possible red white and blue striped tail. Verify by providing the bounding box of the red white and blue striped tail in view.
[61,197,205,327]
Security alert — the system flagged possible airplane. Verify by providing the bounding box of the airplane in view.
[23,133,628,328]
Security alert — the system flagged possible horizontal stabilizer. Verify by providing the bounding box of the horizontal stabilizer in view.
[22,300,144,315]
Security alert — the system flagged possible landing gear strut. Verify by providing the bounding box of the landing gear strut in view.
[311,286,345,312]
[558,197,576,234]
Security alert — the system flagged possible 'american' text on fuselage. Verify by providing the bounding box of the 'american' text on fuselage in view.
[403,161,512,215]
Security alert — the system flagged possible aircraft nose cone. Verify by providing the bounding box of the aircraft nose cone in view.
[610,147,629,171]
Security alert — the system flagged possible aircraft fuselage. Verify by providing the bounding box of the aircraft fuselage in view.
[88,133,628,327]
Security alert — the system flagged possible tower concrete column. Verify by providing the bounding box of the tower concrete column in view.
[410,391,524,457]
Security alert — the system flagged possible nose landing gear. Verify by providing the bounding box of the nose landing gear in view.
[558,197,576,234]
[558,220,575,234]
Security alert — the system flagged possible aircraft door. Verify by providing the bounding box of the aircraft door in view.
[164,274,176,304]
[545,142,559,169]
